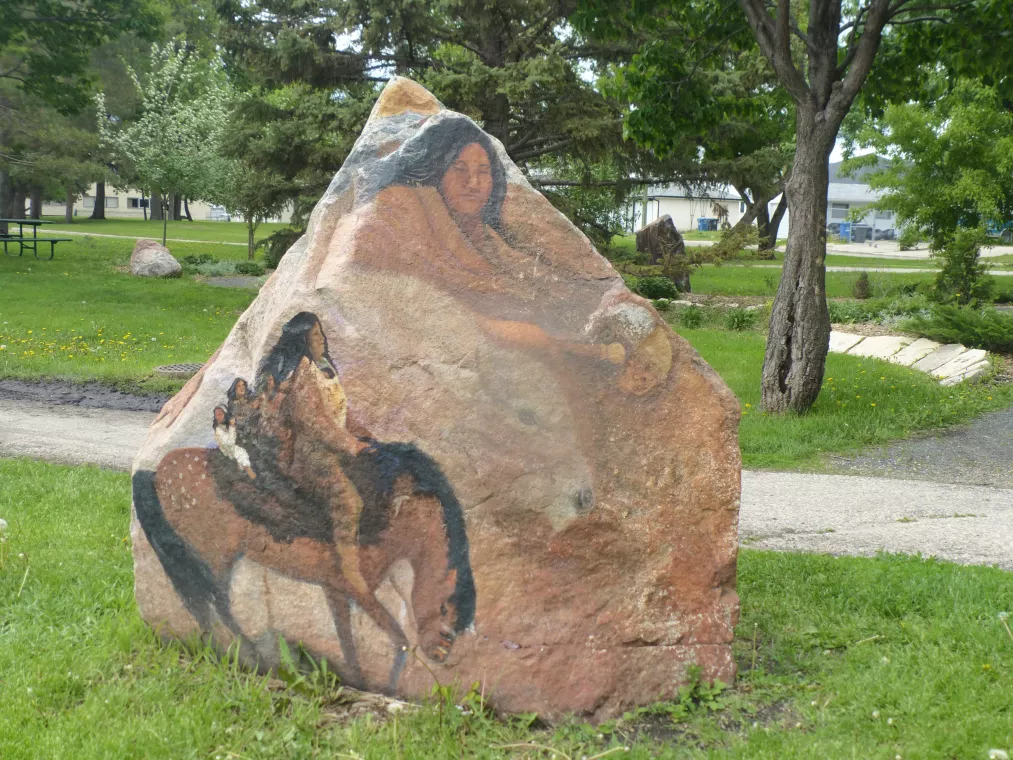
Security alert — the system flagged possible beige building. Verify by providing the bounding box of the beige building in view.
[43,183,292,223]
[628,185,749,233]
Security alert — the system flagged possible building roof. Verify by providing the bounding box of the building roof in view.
[647,184,740,201]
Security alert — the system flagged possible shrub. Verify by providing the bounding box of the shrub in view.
[905,305,1013,352]
[932,228,993,305]
[182,253,215,266]
[897,226,921,251]
[852,271,871,300]
[235,261,265,276]
[725,307,758,331]
[680,306,705,328]
[828,294,931,325]
[189,260,238,277]
[259,227,304,269]
[636,276,680,300]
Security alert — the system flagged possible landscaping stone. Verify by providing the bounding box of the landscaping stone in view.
[912,344,970,374]
[829,331,865,354]
[939,361,991,387]
[635,214,690,292]
[846,335,912,360]
[889,337,940,367]
[130,239,181,278]
[931,348,989,380]
[130,77,741,721]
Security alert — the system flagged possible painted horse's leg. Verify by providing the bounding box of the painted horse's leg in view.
[342,584,410,693]
[323,586,365,688]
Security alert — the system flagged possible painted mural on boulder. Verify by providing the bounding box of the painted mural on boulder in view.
[131,77,741,721]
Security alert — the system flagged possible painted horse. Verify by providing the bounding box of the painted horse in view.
[132,438,475,691]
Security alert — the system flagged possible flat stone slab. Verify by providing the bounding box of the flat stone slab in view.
[889,337,940,367]
[932,348,989,379]
[912,343,969,373]
[829,331,865,354]
[846,335,912,360]
[939,360,991,386]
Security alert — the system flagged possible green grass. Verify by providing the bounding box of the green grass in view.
[692,265,935,299]
[675,327,1013,469]
[40,216,291,244]
[5,456,1013,758]
[0,235,256,392]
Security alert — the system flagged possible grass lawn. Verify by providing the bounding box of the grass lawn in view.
[4,456,1013,758]
[40,216,291,245]
[692,265,935,299]
[675,327,1013,469]
[0,235,256,393]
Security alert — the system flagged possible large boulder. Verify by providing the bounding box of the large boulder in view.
[130,77,741,721]
[636,214,691,292]
[130,239,181,278]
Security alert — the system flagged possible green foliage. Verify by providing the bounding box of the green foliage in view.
[712,222,760,260]
[725,307,758,331]
[635,275,680,300]
[850,80,1013,251]
[619,666,728,725]
[181,253,215,266]
[259,227,303,269]
[0,0,161,111]
[852,271,871,300]
[680,305,705,328]
[933,228,993,305]
[906,305,1013,353]
[827,294,931,325]
[898,226,922,251]
[234,260,264,276]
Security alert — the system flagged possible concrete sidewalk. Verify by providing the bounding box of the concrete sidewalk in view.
[2,398,1011,570]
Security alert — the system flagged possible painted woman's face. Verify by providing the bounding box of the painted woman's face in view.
[440,142,492,216]
[307,322,326,363]
[234,380,247,398]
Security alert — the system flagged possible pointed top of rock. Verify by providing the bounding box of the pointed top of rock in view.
[370,76,443,120]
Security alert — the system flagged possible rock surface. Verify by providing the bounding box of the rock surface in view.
[829,331,991,385]
[635,214,691,291]
[130,239,181,278]
[130,77,741,721]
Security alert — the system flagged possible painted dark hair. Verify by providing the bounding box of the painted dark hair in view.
[226,377,249,402]
[257,311,335,391]
[377,116,507,227]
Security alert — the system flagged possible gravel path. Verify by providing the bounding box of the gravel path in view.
[3,393,1012,569]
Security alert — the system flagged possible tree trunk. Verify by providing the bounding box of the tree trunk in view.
[172,194,182,221]
[161,194,169,246]
[760,118,834,414]
[90,180,106,219]
[183,198,193,221]
[142,191,149,221]
[12,189,26,219]
[65,189,75,223]
[29,187,42,219]
[0,170,13,225]
[150,192,163,221]
[755,204,775,260]
[247,217,256,260]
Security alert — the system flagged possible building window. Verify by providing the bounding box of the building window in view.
[830,202,849,220]
[875,208,893,220]
[739,201,747,213]
[82,196,95,209]
[128,197,141,208]
[105,197,119,209]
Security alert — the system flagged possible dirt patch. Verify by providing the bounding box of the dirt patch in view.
[0,379,168,412]
[831,322,920,338]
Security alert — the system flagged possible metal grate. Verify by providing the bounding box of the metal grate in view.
[153,363,203,379]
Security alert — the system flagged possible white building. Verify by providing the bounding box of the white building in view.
[629,160,894,240]
[41,183,292,223]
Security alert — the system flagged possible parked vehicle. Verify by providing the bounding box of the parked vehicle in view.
[873,228,896,241]
[987,221,1013,244]
[208,206,232,222]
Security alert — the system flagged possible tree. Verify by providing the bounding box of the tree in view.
[100,42,233,244]
[213,0,651,236]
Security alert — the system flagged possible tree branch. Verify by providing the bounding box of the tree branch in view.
[738,0,809,102]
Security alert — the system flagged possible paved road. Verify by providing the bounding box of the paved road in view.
[728,264,1013,276]
[3,398,1012,569]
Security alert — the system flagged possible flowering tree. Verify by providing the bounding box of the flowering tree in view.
[99,42,233,245]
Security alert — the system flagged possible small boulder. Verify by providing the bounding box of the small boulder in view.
[131,239,181,278]
[635,215,691,292]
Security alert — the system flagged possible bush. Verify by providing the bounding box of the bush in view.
[635,276,680,300]
[182,253,215,266]
[932,228,993,305]
[235,261,265,276]
[905,305,1013,353]
[828,294,931,325]
[190,260,239,277]
[680,306,705,328]
[852,271,871,300]
[725,307,758,331]
[259,227,304,269]
[898,226,921,251]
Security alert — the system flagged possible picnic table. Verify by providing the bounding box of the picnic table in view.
[0,218,72,260]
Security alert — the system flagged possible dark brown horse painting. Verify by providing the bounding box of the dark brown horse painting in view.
[131,313,475,692]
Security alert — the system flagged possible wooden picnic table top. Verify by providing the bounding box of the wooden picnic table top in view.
[0,218,55,225]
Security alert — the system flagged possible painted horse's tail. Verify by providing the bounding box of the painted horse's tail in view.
[354,441,476,633]
[132,469,223,630]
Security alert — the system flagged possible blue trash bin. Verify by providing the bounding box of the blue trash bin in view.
[838,221,852,242]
